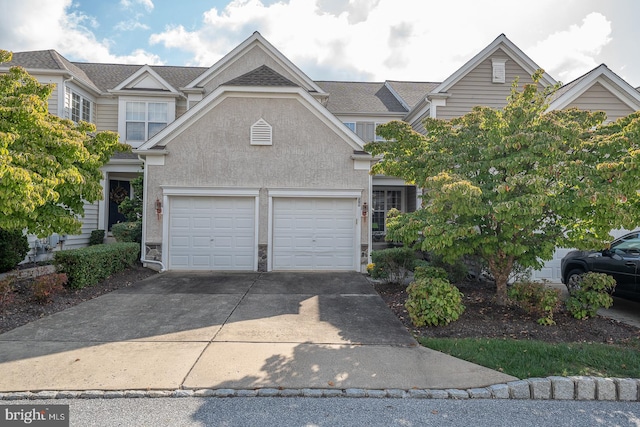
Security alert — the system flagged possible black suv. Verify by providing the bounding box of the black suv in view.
[561,231,640,298]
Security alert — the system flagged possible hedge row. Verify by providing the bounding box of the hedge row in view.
[53,242,140,289]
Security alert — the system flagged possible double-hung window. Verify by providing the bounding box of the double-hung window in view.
[372,189,403,234]
[125,101,168,142]
[70,92,92,123]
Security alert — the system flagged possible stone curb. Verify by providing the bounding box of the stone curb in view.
[0,377,638,401]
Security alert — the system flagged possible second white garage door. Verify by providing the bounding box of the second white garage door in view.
[169,196,255,270]
[272,198,357,271]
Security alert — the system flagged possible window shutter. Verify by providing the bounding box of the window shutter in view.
[251,118,272,145]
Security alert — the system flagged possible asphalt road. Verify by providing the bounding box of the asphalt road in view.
[2,398,639,427]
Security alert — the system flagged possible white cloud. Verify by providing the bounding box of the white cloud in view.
[528,12,612,83]
[0,0,162,64]
[120,0,154,12]
[148,0,566,80]
[115,15,151,32]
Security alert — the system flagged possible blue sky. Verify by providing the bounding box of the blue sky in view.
[1,0,639,86]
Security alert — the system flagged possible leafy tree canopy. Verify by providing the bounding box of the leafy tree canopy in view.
[0,50,128,236]
[366,70,640,304]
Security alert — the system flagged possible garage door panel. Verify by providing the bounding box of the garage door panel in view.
[169,196,255,270]
[272,198,357,271]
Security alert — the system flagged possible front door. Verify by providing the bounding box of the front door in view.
[108,180,130,230]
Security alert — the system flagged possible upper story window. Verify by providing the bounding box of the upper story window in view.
[350,121,388,142]
[71,92,92,123]
[125,101,168,142]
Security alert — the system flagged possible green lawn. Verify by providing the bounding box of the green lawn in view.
[421,337,640,379]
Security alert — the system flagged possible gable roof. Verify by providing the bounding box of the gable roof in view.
[2,49,101,94]
[136,85,366,153]
[405,34,557,124]
[225,65,298,87]
[429,34,556,96]
[110,64,181,96]
[315,81,407,115]
[185,32,326,95]
[547,64,640,112]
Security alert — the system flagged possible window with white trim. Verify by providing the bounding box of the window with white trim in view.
[344,122,356,133]
[372,188,403,235]
[70,92,92,123]
[125,101,168,142]
[352,121,388,142]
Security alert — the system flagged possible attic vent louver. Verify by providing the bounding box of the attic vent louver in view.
[251,118,272,145]
[492,59,506,83]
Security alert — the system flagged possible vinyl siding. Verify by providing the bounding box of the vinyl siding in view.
[567,82,635,121]
[95,101,118,132]
[47,84,59,116]
[64,202,99,249]
[436,50,536,121]
[176,99,188,119]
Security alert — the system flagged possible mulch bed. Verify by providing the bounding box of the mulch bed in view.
[0,264,157,334]
[375,279,640,345]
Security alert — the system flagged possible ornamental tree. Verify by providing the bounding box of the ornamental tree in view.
[366,70,640,305]
[0,50,127,236]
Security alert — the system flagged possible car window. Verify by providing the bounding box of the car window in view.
[612,233,640,254]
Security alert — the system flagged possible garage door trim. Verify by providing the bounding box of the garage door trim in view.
[161,187,259,271]
[267,189,363,272]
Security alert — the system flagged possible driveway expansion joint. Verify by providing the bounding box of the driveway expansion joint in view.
[1,376,638,401]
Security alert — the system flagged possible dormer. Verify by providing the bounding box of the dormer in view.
[111,65,181,148]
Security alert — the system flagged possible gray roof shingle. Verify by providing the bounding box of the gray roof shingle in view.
[224,65,298,87]
[386,81,440,110]
[315,81,407,114]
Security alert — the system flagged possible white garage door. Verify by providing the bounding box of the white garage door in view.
[169,196,255,270]
[272,198,357,271]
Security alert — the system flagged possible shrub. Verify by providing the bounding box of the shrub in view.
[0,278,15,310]
[32,273,67,304]
[54,242,140,289]
[508,280,561,325]
[405,267,465,327]
[89,229,105,246]
[566,272,616,320]
[0,228,29,273]
[369,247,417,284]
[111,221,142,243]
[428,253,468,284]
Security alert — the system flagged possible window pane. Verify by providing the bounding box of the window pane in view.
[148,103,167,122]
[372,190,385,211]
[126,122,145,141]
[344,122,356,132]
[126,102,145,121]
[387,190,402,210]
[372,211,385,232]
[71,93,80,122]
[148,122,166,138]
[81,99,91,122]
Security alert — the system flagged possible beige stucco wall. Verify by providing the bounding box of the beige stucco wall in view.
[144,95,369,248]
[201,46,307,95]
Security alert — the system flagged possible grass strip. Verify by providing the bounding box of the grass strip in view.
[420,337,640,379]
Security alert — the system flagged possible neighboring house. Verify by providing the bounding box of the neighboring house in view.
[2,32,638,276]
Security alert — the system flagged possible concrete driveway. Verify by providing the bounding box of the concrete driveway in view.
[0,272,515,392]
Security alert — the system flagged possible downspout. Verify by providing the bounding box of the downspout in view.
[137,154,166,272]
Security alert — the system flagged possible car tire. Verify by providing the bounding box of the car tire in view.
[565,268,585,294]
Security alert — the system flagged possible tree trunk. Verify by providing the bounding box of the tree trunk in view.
[487,254,515,306]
